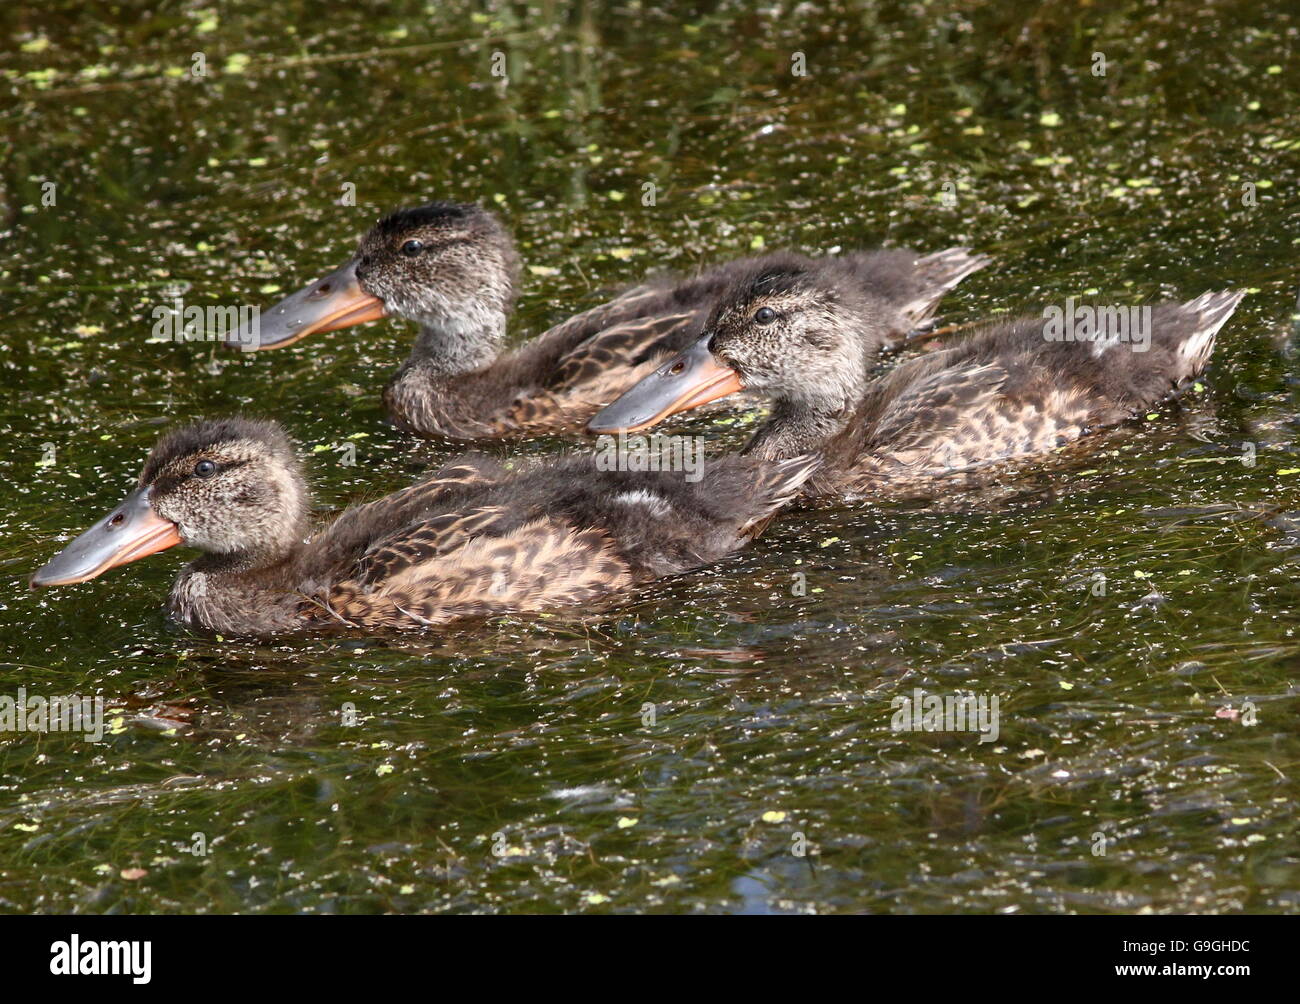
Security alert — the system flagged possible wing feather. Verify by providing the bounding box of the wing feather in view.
[322,517,631,629]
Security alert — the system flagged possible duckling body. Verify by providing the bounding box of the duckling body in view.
[793,292,1245,495]
[31,419,816,637]
[589,258,1246,497]
[231,202,987,439]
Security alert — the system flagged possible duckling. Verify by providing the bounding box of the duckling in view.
[588,259,1246,497]
[225,201,988,439]
[30,419,818,636]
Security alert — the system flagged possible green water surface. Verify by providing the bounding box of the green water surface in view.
[0,0,1297,913]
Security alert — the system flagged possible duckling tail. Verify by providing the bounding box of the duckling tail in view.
[741,454,822,535]
[1172,289,1247,382]
[898,247,993,330]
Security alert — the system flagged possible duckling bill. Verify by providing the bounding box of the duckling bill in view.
[31,418,818,637]
[232,256,387,349]
[31,487,182,587]
[227,201,988,439]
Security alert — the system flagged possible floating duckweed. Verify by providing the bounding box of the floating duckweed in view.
[24,68,58,88]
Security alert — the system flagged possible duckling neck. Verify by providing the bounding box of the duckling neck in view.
[385,316,507,435]
[168,548,306,636]
[745,400,850,461]
[407,313,507,377]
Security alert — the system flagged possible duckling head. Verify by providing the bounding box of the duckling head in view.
[702,258,876,408]
[589,255,880,434]
[230,202,520,371]
[32,418,310,587]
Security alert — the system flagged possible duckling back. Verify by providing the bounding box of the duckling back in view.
[304,452,818,632]
[834,290,1246,491]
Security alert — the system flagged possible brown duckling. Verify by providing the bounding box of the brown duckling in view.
[225,202,988,439]
[30,418,818,636]
[588,259,1246,497]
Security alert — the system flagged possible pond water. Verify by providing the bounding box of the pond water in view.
[0,0,1297,913]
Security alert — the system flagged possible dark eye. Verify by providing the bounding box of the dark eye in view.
[194,460,217,478]
[754,306,777,324]
[400,239,424,257]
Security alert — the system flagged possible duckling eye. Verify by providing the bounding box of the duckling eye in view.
[194,460,217,479]
[400,239,424,257]
[754,306,777,324]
